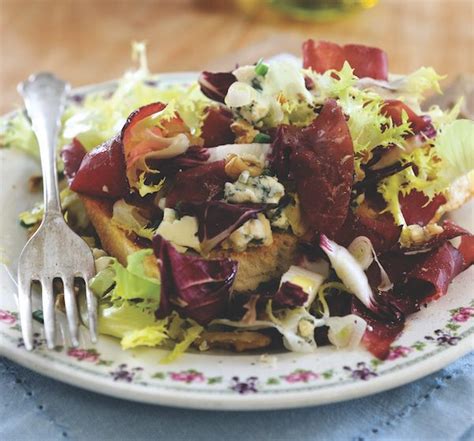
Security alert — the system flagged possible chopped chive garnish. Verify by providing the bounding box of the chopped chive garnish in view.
[255,58,269,76]
[32,310,44,324]
[253,133,271,143]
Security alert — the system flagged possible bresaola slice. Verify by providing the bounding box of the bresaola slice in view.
[302,40,346,75]
[179,201,264,254]
[381,100,436,137]
[165,160,229,207]
[153,235,238,324]
[343,44,389,81]
[198,71,237,103]
[400,242,464,303]
[302,39,388,80]
[351,300,404,360]
[122,102,193,185]
[337,209,401,254]
[61,138,86,182]
[459,235,474,269]
[270,124,299,181]
[201,107,235,147]
[354,242,466,359]
[271,99,354,238]
[399,220,469,252]
[68,101,194,198]
[292,99,354,237]
[69,135,129,198]
[399,190,446,226]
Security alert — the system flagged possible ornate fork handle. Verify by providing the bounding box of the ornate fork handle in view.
[18,73,70,215]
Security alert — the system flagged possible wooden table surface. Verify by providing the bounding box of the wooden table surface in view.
[1,0,473,114]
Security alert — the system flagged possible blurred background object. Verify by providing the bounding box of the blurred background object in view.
[0,0,473,114]
[199,0,378,20]
[266,0,378,21]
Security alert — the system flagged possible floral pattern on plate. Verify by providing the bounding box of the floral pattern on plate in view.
[1,298,473,395]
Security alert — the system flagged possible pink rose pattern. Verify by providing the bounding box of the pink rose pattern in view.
[0,309,16,325]
[451,307,474,323]
[282,370,318,383]
[169,370,205,384]
[67,348,100,363]
[387,346,412,360]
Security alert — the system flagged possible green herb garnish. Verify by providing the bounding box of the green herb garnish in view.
[253,133,271,143]
[255,58,269,76]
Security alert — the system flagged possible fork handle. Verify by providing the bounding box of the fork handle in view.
[19,73,70,215]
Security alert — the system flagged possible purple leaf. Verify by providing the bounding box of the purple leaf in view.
[153,235,238,324]
[273,282,308,308]
[148,145,210,177]
[179,201,264,254]
[198,71,237,103]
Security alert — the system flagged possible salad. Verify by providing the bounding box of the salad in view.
[2,40,473,362]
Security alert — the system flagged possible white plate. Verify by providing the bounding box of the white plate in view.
[0,74,473,410]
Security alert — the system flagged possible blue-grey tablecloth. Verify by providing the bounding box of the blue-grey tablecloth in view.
[1,353,473,441]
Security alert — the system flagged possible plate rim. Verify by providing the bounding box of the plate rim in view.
[1,324,473,410]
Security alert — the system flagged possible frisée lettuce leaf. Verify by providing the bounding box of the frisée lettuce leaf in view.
[1,42,211,158]
[434,119,474,182]
[121,322,169,350]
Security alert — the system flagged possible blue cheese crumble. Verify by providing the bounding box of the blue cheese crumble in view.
[221,213,273,252]
[224,170,285,204]
[155,208,200,252]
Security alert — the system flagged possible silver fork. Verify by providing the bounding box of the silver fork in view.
[17,73,97,350]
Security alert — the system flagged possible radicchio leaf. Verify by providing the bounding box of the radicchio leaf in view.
[271,99,354,238]
[70,135,129,198]
[61,138,86,182]
[198,71,237,103]
[302,39,388,80]
[148,145,210,177]
[273,282,308,308]
[201,106,235,147]
[153,235,238,324]
[165,160,229,208]
[179,201,264,254]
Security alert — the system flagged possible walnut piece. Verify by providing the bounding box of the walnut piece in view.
[195,330,271,352]
[224,153,264,180]
[231,119,259,144]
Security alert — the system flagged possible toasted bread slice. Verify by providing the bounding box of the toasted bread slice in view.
[80,196,160,277]
[80,195,299,292]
